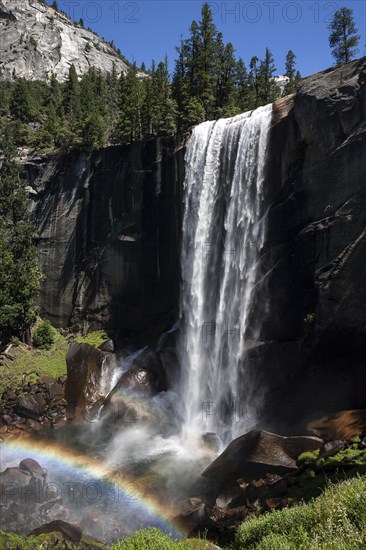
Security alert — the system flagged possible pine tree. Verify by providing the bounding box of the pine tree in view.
[150,58,177,136]
[63,64,80,121]
[258,48,280,105]
[0,125,42,343]
[196,3,218,117]
[82,113,106,149]
[249,56,260,107]
[172,38,205,132]
[115,66,145,143]
[49,73,63,117]
[215,35,238,117]
[9,79,33,122]
[107,63,119,139]
[284,50,302,95]
[328,7,360,65]
[235,58,254,113]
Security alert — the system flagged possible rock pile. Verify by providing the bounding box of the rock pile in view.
[0,375,67,439]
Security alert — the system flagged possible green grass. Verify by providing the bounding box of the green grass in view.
[234,476,366,549]
[109,528,217,550]
[75,330,108,348]
[0,530,104,549]
[0,329,68,393]
[0,326,109,394]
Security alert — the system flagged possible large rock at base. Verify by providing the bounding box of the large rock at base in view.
[65,343,118,423]
[307,409,366,440]
[202,429,323,487]
[29,520,82,543]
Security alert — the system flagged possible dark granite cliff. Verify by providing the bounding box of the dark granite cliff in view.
[27,137,185,335]
[27,57,366,429]
[251,57,366,430]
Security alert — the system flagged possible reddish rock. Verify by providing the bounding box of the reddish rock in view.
[307,410,366,440]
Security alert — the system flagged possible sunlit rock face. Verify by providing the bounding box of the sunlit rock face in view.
[0,0,129,81]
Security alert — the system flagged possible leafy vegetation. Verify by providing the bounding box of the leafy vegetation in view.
[32,318,55,349]
[0,127,42,344]
[234,476,366,549]
[0,328,68,393]
[75,329,108,347]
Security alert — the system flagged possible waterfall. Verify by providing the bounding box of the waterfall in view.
[179,104,272,443]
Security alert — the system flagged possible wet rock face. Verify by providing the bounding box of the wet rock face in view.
[0,0,129,81]
[65,342,118,423]
[28,137,185,335]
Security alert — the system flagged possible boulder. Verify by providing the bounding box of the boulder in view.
[19,458,47,480]
[48,382,65,401]
[15,394,47,419]
[29,520,82,543]
[130,349,167,392]
[307,409,366,440]
[115,367,157,397]
[202,429,323,487]
[65,342,118,423]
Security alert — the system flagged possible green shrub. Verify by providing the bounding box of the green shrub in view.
[10,336,20,346]
[110,529,176,550]
[32,319,55,350]
[297,449,320,466]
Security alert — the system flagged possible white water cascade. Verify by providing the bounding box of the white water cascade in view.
[179,104,273,443]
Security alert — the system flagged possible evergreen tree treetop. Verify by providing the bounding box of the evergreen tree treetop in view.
[328,7,360,65]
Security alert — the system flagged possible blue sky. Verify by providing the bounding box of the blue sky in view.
[50,1,365,76]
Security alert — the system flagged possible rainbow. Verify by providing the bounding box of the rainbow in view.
[0,436,184,539]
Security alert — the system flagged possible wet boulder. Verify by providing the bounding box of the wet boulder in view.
[65,342,118,423]
[117,367,156,396]
[131,349,167,392]
[202,429,323,488]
